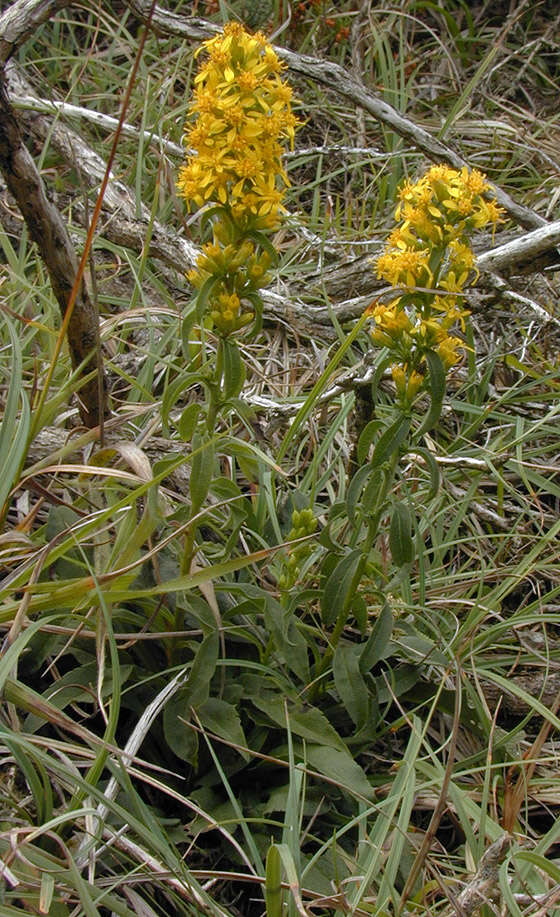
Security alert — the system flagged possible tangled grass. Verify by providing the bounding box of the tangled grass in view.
[0,1,560,915]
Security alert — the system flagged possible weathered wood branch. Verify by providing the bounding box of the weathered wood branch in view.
[0,68,107,427]
[479,670,560,718]
[476,220,560,275]
[0,0,70,63]
[455,835,512,917]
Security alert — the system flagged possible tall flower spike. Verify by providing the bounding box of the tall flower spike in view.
[178,22,298,231]
[368,165,503,405]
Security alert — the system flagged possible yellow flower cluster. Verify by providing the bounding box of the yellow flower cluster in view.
[187,229,272,335]
[179,23,298,336]
[394,165,502,240]
[368,165,503,403]
[177,21,297,229]
[368,301,463,370]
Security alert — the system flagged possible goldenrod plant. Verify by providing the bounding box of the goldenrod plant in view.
[174,22,298,573]
[178,22,297,336]
[369,165,503,410]
[2,4,560,916]
[310,166,504,688]
[175,26,507,913]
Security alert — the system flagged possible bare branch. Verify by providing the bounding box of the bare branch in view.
[455,835,512,917]
[12,93,184,158]
[477,220,560,276]
[0,67,107,427]
[0,0,70,64]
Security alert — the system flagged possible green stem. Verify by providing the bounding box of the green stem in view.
[314,449,401,690]
[180,342,224,580]
[206,339,224,435]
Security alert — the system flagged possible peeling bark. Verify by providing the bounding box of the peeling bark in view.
[0,0,70,64]
[0,69,107,427]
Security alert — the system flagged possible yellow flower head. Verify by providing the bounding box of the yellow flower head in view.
[436,335,463,369]
[369,301,412,347]
[209,286,254,335]
[461,167,490,196]
[179,22,299,229]
[376,248,433,289]
[391,364,425,403]
[369,165,502,379]
[431,294,469,331]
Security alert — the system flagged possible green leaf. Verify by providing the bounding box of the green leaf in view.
[189,434,215,514]
[306,744,373,799]
[264,598,310,683]
[177,402,201,442]
[163,693,199,765]
[265,843,305,917]
[375,664,420,702]
[0,317,30,520]
[0,619,58,695]
[346,464,375,524]
[162,370,206,433]
[180,302,197,361]
[357,420,383,465]
[352,593,368,635]
[4,738,53,825]
[246,229,279,264]
[39,873,55,916]
[333,643,369,727]
[185,631,219,708]
[411,445,441,499]
[321,549,363,628]
[371,414,411,468]
[162,632,218,763]
[252,693,347,753]
[398,634,448,666]
[265,843,284,917]
[244,291,264,336]
[195,273,220,321]
[361,465,386,516]
[360,603,393,672]
[389,501,414,566]
[197,697,249,761]
[516,850,560,884]
[221,338,245,400]
[221,435,284,476]
[416,349,446,437]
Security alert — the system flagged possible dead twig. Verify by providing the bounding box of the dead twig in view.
[455,835,512,917]
[0,0,70,64]
[476,220,560,276]
[0,68,107,426]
